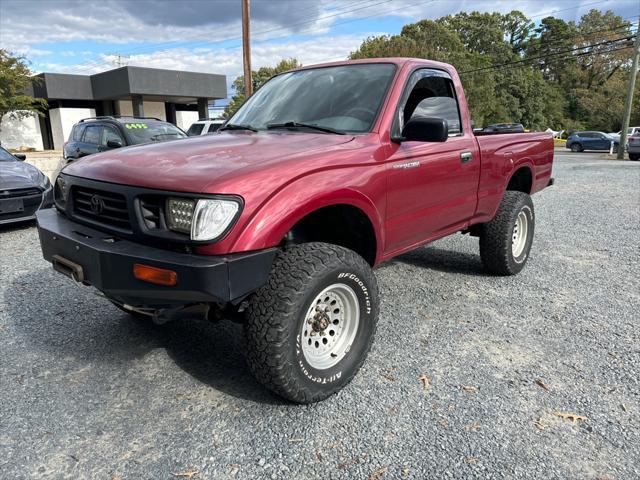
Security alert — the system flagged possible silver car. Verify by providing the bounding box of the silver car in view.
[627,133,640,161]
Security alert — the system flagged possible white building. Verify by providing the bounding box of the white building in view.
[0,66,227,151]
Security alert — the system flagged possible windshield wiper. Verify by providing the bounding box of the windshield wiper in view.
[219,123,258,132]
[266,121,345,135]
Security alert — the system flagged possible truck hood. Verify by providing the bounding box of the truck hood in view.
[1,160,43,190]
[62,132,355,193]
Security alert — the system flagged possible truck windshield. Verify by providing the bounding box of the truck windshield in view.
[124,122,187,144]
[229,63,397,134]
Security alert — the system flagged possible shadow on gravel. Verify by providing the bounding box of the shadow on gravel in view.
[5,268,283,405]
[0,219,36,233]
[392,245,486,276]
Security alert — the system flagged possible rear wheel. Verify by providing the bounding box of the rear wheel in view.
[629,153,640,161]
[245,242,379,403]
[479,191,535,276]
[570,143,583,152]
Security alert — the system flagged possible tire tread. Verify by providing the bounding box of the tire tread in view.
[245,242,378,403]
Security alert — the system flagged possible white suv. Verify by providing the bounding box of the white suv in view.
[609,126,640,144]
[186,119,225,136]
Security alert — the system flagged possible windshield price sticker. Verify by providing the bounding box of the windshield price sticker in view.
[125,123,148,129]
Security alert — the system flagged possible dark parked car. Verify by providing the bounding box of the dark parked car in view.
[627,132,640,161]
[0,146,53,225]
[482,123,525,134]
[566,131,618,152]
[63,116,187,162]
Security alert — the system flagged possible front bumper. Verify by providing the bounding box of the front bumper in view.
[0,185,53,225]
[36,208,277,306]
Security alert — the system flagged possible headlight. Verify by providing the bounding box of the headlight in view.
[166,198,195,234]
[40,174,51,190]
[166,197,240,241]
[54,175,69,208]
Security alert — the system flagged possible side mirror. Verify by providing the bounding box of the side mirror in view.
[106,139,123,148]
[401,117,448,143]
[14,153,26,161]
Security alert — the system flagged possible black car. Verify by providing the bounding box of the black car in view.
[0,147,53,225]
[482,123,525,134]
[63,116,188,162]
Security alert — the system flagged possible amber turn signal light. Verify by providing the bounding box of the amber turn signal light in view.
[133,263,178,286]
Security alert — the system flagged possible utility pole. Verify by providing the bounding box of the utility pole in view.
[617,20,640,160]
[108,52,129,68]
[242,0,253,97]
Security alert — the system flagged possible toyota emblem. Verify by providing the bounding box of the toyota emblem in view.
[90,195,105,215]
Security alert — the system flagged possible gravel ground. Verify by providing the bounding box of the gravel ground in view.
[1,152,638,479]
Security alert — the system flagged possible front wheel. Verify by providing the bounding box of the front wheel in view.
[479,191,535,275]
[245,243,379,403]
[629,153,640,161]
[570,143,582,152]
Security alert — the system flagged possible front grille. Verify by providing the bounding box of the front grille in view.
[0,188,42,221]
[139,197,164,230]
[1,187,41,199]
[72,186,131,231]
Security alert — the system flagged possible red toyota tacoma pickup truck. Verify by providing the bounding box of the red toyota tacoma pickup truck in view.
[36,58,553,403]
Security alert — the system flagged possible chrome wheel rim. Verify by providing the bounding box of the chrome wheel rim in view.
[512,210,528,258]
[300,283,360,370]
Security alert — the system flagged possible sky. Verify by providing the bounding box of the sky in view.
[1,0,638,105]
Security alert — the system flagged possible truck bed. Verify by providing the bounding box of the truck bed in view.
[473,131,554,220]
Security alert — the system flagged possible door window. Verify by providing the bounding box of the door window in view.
[102,126,124,145]
[207,123,221,133]
[187,123,204,136]
[83,125,103,145]
[72,125,85,141]
[395,69,463,137]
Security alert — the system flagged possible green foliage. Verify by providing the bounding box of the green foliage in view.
[348,9,635,132]
[0,50,47,128]
[223,58,302,118]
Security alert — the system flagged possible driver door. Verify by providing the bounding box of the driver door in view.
[384,68,480,254]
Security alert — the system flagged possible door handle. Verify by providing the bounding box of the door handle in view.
[460,151,472,163]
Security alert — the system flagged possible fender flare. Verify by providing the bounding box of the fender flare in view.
[505,161,534,194]
[231,183,384,262]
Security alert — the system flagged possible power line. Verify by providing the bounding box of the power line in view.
[526,18,634,53]
[460,34,635,74]
[119,0,379,56]
[69,0,402,74]
[524,0,610,21]
[460,45,633,77]
[55,0,637,77]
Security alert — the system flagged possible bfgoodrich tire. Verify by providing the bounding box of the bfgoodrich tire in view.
[479,191,535,276]
[245,242,379,404]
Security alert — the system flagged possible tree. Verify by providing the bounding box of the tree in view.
[348,8,632,132]
[527,17,578,84]
[0,50,47,130]
[348,11,563,129]
[223,58,301,118]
